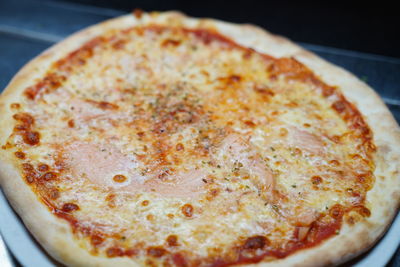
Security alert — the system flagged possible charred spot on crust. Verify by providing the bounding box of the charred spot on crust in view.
[86,99,119,110]
[162,39,181,47]
[147,246,167,258]
[25,173,36,183]
[311,175,323,185]
[13,115,41,146]
[111,38,127,50]
[106,247,124,257]
[37,164,49,172]
[41,172,57,181]
[91,234,105,247]
[181,204,194,217]
[22,131,40,146]
[24,73,66,100]
[329,204,344,219]
[48,188,60,200]
[10,103,21,109]
[352,205,371,217]
[22,163,34,172]
[244,120,256,127]
[253,85,275,96]
[14,151,26,159]
[166,235,179,247]
[21,163,38,183]
[68,119,75,128]
[13,124,29,132]
[13,113,34,126]
[332,100,346,113]
[176,143,184,151]
[113,174,127,183]
[243,236,268,250]
[61,203,80,213]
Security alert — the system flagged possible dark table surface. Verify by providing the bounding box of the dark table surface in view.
[60,0,400,59]
[0,0,399,266]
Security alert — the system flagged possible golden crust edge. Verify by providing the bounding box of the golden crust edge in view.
[0,11,398,266]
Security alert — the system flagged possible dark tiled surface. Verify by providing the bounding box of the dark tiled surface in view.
[392,249,400,267]
[0,33,51,88]
[0,0,122,38]
[60,0,400,58]
[0,0,399,266]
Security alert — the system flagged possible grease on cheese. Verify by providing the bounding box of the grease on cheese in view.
[4,24,375,265]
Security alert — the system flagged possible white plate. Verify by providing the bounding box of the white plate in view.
[0,188,399,267]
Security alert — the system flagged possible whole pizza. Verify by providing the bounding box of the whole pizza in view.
[0,11,399,266]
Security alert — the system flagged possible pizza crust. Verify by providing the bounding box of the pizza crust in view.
[0,11,399,266]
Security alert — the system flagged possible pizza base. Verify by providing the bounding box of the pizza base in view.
[0,11,399,266]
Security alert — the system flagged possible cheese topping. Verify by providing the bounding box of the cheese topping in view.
[5,24,375,265]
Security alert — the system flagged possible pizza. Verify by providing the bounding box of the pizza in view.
[0,11,399,266]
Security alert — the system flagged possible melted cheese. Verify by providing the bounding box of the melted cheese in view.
[6,25,375,265]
